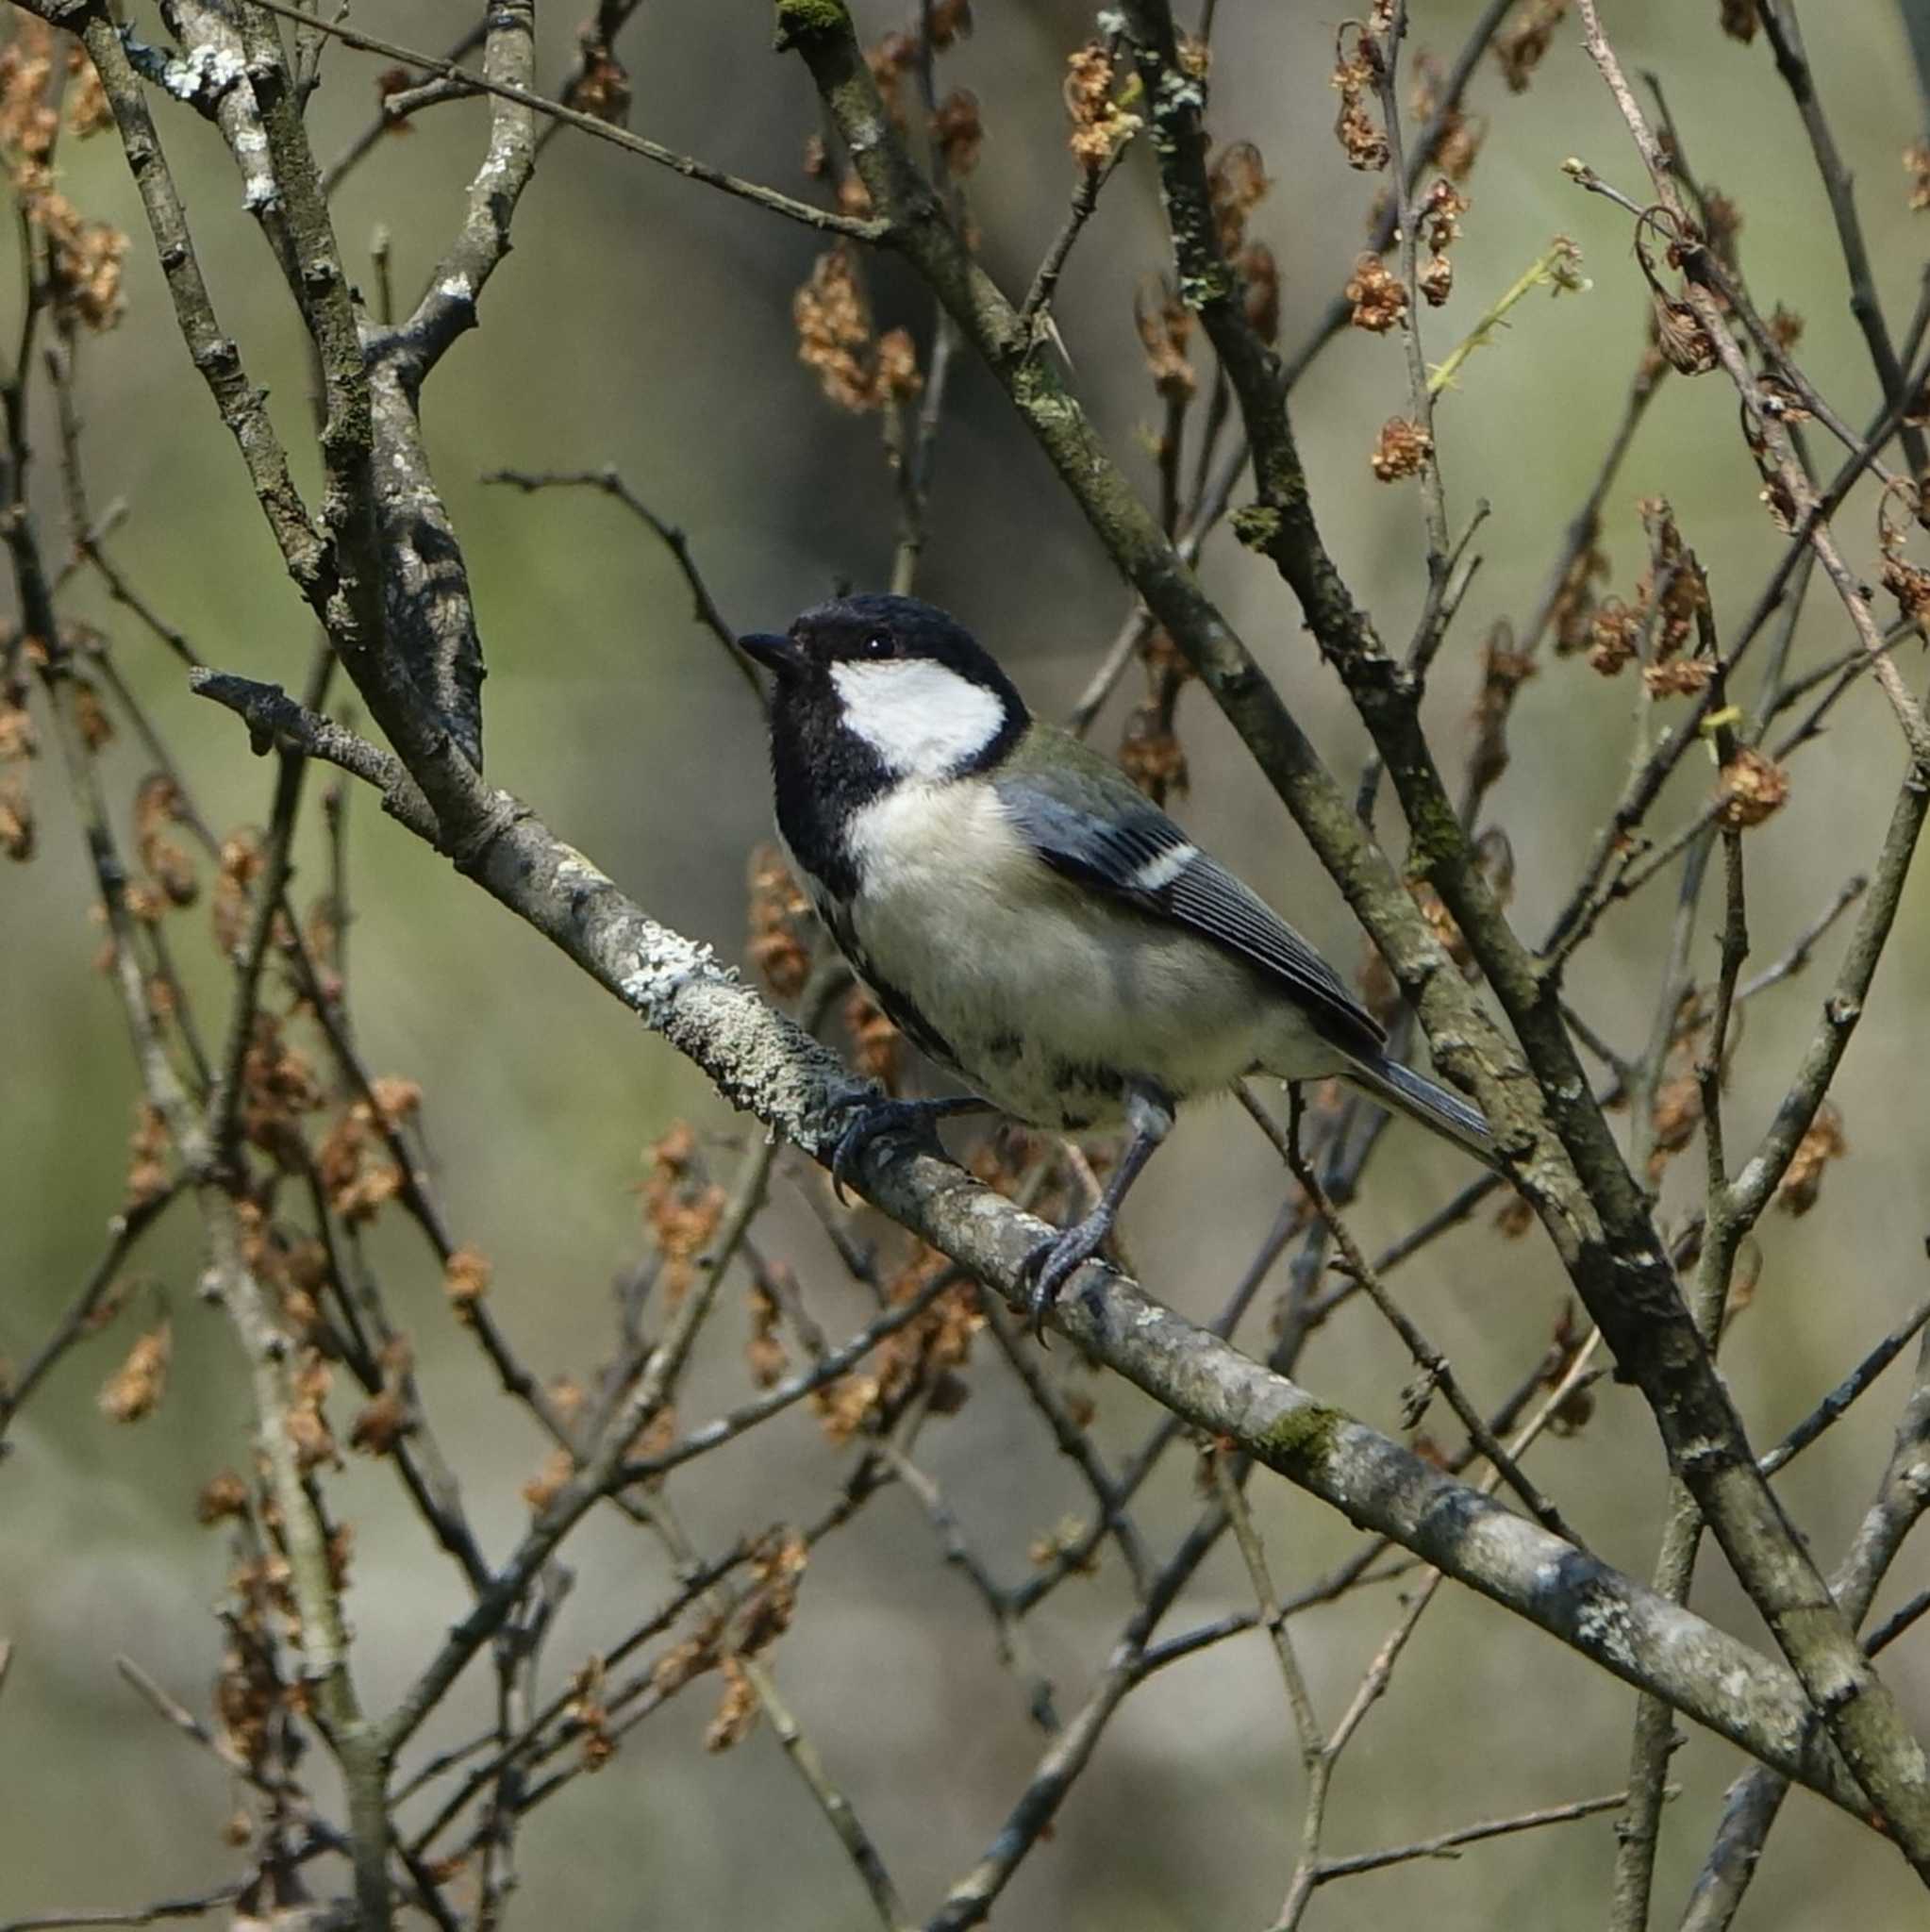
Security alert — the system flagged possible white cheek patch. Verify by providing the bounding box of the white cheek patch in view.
[830,659,1007,779]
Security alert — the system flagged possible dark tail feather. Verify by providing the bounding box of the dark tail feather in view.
[1341,1055,1502,1171]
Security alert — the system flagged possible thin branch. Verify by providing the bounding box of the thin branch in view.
[1755,0,1929,480]
[1312,1787,1642,1884]
[0,1186,181,1448]
[483,467,760,703]
[227,0,888,242]
[1760,1287,1930,1478]
[1263,1087,1577,1542]
[1016,146,1128,341]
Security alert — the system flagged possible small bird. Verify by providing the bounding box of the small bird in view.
[740,592,1496,1335]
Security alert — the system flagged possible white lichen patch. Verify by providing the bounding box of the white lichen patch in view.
[160,42,247,105]
[1573,1591,1638,1672]
[621,930,718,1027]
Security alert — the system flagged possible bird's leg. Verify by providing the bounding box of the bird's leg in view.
[1018,1085,1173,1342]
[830,1093,993,1203]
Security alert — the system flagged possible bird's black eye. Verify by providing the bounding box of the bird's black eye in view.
[862,630,894,659]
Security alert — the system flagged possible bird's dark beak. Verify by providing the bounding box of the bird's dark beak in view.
[739,631,805,676]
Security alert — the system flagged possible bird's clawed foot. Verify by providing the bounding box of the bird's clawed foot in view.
[829,1095,988,1204]
[1016,1208,1116,1345]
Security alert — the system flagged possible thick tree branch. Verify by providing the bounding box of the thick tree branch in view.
[189,668,1875,1824]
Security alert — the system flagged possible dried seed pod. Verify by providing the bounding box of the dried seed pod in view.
[1777,1104,1845,1216]
[1715,748,1789,829]
[1651,297,1717,375]
[932,89,983,178]
[1370,416,1432,481]
[1344,253,1407,332]
[1494,0,1567,92]
[1135,276,1197,399]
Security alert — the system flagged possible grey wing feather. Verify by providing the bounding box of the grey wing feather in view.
[991,766,1387,1060]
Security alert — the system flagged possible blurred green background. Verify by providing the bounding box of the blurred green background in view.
[5,1,1930,1925]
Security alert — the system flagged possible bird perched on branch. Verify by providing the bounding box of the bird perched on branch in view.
[740,592,1496,1337]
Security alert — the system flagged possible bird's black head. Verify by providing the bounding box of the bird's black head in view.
[740,594,1028,898]
[742,593,1019,707]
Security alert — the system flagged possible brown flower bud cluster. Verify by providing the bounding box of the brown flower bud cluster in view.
[1637,499,1705,649]
[213,1618,285,1774]
[563,30,631,127]
[1548,544,1609,657]
[1883,550,1930,626]
[566,1656,616,1772]
[1700,188,1743,266]
[1207,142,1280,341]
[1466,621,1538,796]
[704,1528,811,1751]
[746,842,815,999]
[1208,142,1268,256]
[1029,1514,1099,1573]
[1643,658,1713,697]
[285,1351,341,1473]
[1587,500,1708,686]
[132,774,199,911]
[237,1011,326,1168]
[1409,53,1486,183]
[0,26,126,331]
[441,1243,491,1322]
[640,1122,726,1303]
[1370,415,1432,481]
[125,1102,171,1208]
[1715,746,1789,829]
[1878,492,1930,628]
[1634,215,1720,376]
[814,1253,981,1444]
[1331,26,1388,172]
[1494,0,1567,93]
[800,131,875,221]
[861,0,974,132]
[316,1074,421,1227]
[348,1336,417,1457]
[928,0,974,44]
[792,245,923,412]
[866,31,921,126]
[1648,1070,1703,1181]
[0,769,30,860]
[633,1528,813,1757]
[98,1317,171,1423]
[1777,1103,1846,1216]
[205,827,267,958]
[1064,40,1140,173]
[1908,142,1930,213]
[843,985,902,1091]
[1118,698,1190,805]
[932,88,983,176]
[1135,275,1196,400]
[1344,253,1406,333]
[1645,998,1708,1185]
[65,46,108,138]
[197,1469,249,1524]
[745,1274,790,1391]
[522,1446,574,1513]
[0,688,34,761]
[1649,294,1718,375]
[1581,608,1633,670]
[1766,304,1805,354]
[61,665,110,750]
[1417,176,1468,306]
